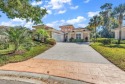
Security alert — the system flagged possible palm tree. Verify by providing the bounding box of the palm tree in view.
[36,29,49,42]
[88,15,103,42]
[3,26,32,53]
[113,3,125,44]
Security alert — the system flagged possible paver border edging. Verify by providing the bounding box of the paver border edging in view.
[0,70,93,84]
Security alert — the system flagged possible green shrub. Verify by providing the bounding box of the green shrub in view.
[96,38,125,44]
[96,38,107,43]
[23,43,33,51]
[111,39,118,44]
[102,39,111,45]
[121,40,125,44]
[69,37,74,42]
[110,39,125,44]
[46,38,56,45]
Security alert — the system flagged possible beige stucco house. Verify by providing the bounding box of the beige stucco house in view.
[33,24,90,42]
[114,27,125,40]
[59,25,90,42]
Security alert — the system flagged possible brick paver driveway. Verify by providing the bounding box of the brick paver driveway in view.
[0,42,125,84]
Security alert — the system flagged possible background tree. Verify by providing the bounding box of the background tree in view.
[88,15,103,42]
[0,0,47,24]
[100,3,113,38]
[113,3,125,44]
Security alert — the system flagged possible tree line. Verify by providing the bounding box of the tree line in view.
[87,3,125,44]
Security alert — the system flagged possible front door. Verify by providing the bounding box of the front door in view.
[76,34,81,39]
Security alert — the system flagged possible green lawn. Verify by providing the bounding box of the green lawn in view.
[0,44,52,66]
[91,43,125,71]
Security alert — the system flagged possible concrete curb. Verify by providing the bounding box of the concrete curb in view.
[0,70,92,84]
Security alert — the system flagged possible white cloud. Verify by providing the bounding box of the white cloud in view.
[46,23,54,27]
[43,0,73,15]
[40,7,45,9]
[12,18,25,23]
[87,11,99,18]
[78,24,87,27]
[0,18,34,29]
[49,0,62,9]
[46,20,67,29]
[60,20,65,23]
[46,21,61,29]
[44,0,72,9]
[84,0,90,3]
[47,10,52,14]
[61,0,71,4]
[31,1,42,6]
[70,6,79,10]
[58,10,67,14]
[66,16,86,24]
[1,21,15,27]
[24,22,34,29]
[46,16,87,29]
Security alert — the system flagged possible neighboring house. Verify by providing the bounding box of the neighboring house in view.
[114,26,125,40]
[32,25,64,42]
[59,25,90,42]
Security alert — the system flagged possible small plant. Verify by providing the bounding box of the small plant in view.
[46,38,56,45]
[72,39,84,42]
[69,37,74,42]
[23,43,33,51]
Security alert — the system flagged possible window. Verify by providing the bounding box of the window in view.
[76,34,81,39]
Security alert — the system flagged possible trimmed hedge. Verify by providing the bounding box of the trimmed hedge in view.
[96,38,125,44]
[69,39,84,42]
[96,38,109,43]
[111,39,125,44]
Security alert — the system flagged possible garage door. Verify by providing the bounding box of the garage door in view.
[52,32,64,42]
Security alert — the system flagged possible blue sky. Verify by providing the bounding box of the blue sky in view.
[0,0,125,30]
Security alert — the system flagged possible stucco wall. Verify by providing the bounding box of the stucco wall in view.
[121,30,125,39]
[115,30,119,39]
[114,28,125,39]
[67,31,90,41]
